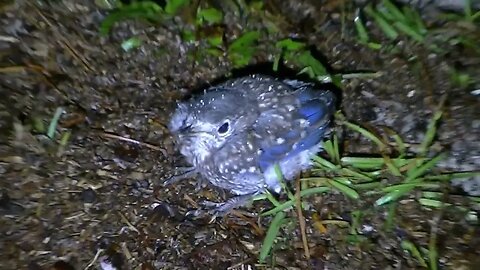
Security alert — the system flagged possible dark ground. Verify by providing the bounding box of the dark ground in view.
[0,0,479,269]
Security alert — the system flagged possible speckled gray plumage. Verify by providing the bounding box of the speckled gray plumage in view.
[169,74,336,213]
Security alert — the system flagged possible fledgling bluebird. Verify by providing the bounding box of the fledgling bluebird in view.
[168,74,336,214]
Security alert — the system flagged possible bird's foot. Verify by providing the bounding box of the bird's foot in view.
[163,167,197,186]
[198,194,255,217]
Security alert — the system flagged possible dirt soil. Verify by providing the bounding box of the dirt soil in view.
[0,0,479,269]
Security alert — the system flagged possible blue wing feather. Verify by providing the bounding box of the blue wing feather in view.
[297,89,314,102]
[290,127,326,154]
[298,100,327,124]
[285,130,300,140]
[257,88,334,172]
[259,143,291,171]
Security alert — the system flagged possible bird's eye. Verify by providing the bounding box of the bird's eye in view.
[217,121,230,135]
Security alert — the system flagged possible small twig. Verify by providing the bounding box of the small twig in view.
[25,63,53,76]
[231,210,265,236]
[0,35,19,43]
[0,66,27,73]
[295,176,310,261]
[100,132,168,156]
[32,4,95,72]
[183,194,199,208]
[64,211,86,220]
[118,211,140,234]
[320,219,350,226]
[120,242,133,261]
[84,248,104,270]
[428,204,443,270]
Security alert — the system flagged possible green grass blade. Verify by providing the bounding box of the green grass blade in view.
[298,67,316,80]
[376,186,414,206]
[470,196,480,204]
[405,154,446,182]
[333,177,353,185]
[121,36,142,51]
[354,14,369,43]
[364,170,384,178]
[382,182,440,192]
[411,7,427,34]
[32,117,45,133]
[429,245,438,270]
[272,51,282,72]
[471,11,480,21]
[429,230,439,270]
[297,51,329,77]
[228,31,260,67]
[261,201,295,216]
[196,8,223,24]
[333,133,340,164]
[301,177,330,183]
[300,186,331,197]
[464,0,472,21]
[59,131,71,147]
[340,167,373,181]
[381,0,407,22]
[274,164,295,201]
[328,179,360,200]
[384,202,397,231]
[418,198,449,208]
[263,186,333,216]
[99,1,164,35]
[400,5,426,32]
[275,39,306,51]
[367,42,383,50]
[354,181,382,190]
[424,171,480,181]
[401,240,428,267]
[421,191,442,199]
[165,0,189,15]
[341,157,385,169]
[419,106,444,156]
[259,211,286,263]
[47,107,64,139]
[383,155,402,176]
[393,21,424,42]
[349,210,362,234]
[342,121,387,150]
[323,140,336,161]
[364,5,399,40]
[265,190,281,207]
[392,132,406,156]
[312,156,338,170]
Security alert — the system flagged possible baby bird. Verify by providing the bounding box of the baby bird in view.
[168,74,336,214]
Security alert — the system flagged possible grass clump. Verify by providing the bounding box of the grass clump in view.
[355,0,480,55]
[99,1,166,36]
[257,105,479,267]
[354,0,430,50]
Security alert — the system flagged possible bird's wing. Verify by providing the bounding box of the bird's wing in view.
[254,88,335,172]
